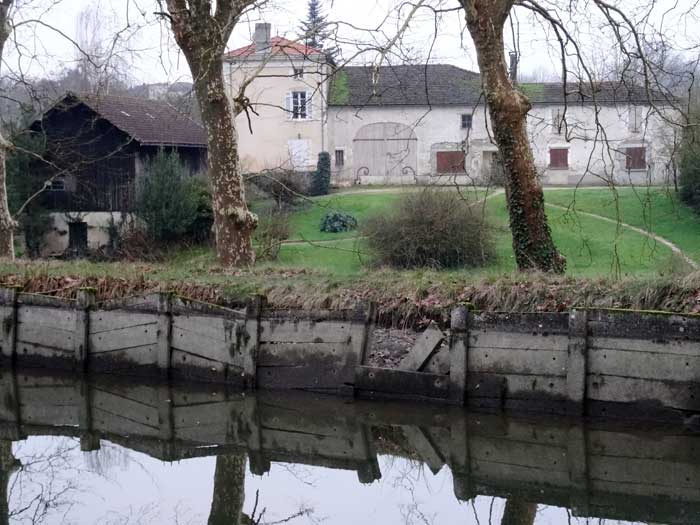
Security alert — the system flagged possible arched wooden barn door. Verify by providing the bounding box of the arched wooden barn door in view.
[353,122,418,183]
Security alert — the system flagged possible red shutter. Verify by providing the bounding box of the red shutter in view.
[549,148,568,169]
[436,151,465,173]
[625,147,646,170]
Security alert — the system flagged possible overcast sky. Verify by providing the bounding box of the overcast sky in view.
[3,0,699,87]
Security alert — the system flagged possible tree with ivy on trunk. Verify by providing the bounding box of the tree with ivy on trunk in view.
[0,0,16,260]
[159,0,258,267]
[459,0,565,273]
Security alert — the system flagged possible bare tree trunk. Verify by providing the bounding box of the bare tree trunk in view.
[462,0,565,273]
[208,454,247,525]
[163,0,257,267]
[500,499,537,525]
[0,440,18,525]
[0,1,15,260]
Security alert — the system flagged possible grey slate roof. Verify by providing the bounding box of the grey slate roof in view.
[329,65,671,107]
[519,81,672,105]
[329,65,482,106]
[40,92,207,147]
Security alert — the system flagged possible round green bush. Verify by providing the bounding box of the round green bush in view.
[320,211,358,233]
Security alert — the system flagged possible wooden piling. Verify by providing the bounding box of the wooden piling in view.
[448,306,470,406]
[0,287,17,364]
[74,288,95,371]
[566,309,588,415]
[156,293,173,378]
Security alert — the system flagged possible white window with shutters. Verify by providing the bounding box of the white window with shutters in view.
[286,91,313,120]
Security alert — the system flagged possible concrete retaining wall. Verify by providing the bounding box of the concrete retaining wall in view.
[1,288,699,420]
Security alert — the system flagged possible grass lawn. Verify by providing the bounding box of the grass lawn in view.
[543,187,700,262]
[2,187,694,293]
[267,189,687,277]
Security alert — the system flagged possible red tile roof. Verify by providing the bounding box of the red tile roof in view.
[225,37,324,59]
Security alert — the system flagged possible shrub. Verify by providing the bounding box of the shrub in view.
[309,151,331,196]
[362,190,495,269]
[680,136,700,213]
[7,127,52,257]
[320,211,357,233]
[254,210,290,260]
[136,149,200,242]
[187,177,214,242]
[250,171,308,209]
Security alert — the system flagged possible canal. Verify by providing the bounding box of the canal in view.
[0,369,698,524]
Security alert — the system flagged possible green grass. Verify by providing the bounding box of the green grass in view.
[272,189,688,277]
[286,193,404,241]
[543,188,700,262]
[6,188,695,286]
[485,196,680,277]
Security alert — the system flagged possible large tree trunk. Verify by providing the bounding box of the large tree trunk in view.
[193,64,256,267]
[0,440,18,525]
[208,454,248,525]
[501,499,537,525]
[0,1,15,260]
[164,1,257,267]
[462,0,565,273]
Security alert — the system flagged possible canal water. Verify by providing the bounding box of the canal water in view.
[0,369,698,524]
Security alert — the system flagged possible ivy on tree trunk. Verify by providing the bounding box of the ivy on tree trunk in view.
[461,0,565,273]
[163,0,257,267]
[0,0,15,260]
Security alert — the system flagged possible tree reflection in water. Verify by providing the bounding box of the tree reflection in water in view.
[501,500,537,525]
[208,454,248,525]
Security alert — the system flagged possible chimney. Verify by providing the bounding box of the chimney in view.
[254,23,272,52]
[509,51,518,83]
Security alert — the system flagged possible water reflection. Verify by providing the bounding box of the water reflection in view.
[0,368,698,524]
[209,455,247,525]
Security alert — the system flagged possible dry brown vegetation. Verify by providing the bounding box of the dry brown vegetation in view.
[1,268,698,328]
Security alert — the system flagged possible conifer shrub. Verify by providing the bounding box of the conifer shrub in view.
[362,190,495,269]
[309,151,331,196]
[680,137,700,213]
[136,149,201,242]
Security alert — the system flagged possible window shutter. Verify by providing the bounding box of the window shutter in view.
[285,92,293,119]
[306,91,313,119]
[549,148,568,169]
[625,147,646,170]
[436,151,465,174]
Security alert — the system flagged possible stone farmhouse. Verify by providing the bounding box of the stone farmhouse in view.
[227,24,677,187]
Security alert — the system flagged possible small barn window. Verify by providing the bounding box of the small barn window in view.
[461,114,473,129]
[48,176,65,191]
[625,147,647,170]
[335,149,345,167]
[436,151,465,173]
[549,148,569,169]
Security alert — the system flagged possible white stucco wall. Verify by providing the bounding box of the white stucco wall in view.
[226,55,329,173]
[41,212,133,256]
[327,102,677,186]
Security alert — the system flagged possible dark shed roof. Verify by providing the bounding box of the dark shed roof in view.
[329,65,671,107]
[329,65,482,106]
[36,92,207,147]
